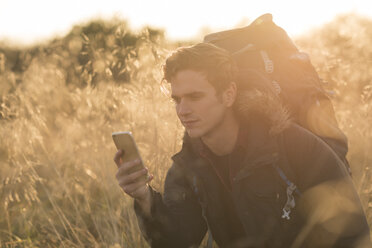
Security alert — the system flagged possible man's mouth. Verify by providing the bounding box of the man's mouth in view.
[182,120,199,127]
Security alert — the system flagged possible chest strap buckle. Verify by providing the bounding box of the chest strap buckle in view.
[281,183,297,220]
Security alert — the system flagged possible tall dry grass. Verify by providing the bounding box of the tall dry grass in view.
[0,21,184,247]
[0,14,371,247]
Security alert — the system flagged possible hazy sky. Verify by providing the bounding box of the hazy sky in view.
[1,0,371,45]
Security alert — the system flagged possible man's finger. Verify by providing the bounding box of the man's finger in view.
[123,177,153,197]
[116,158,142,176]
[127,175,154,197]
[146,174,154,183]
[113,149,124,167]
[117,167,148,185]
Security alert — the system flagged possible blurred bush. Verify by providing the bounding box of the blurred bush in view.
[0,18,166,91]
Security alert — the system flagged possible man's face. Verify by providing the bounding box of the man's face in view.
[170,70,229,138]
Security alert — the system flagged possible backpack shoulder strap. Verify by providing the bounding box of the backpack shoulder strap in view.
[272,163,301,196]
[272,134,302,220]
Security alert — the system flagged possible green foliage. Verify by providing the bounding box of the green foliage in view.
[0,18,166,92]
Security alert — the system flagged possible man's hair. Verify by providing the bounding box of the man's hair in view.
[162,43,238,94]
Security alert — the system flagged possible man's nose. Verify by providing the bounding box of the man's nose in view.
[177,99,192,116]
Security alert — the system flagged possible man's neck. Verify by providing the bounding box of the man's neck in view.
[201,112,240,156]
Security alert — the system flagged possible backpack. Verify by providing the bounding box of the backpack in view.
[203,13,350,174]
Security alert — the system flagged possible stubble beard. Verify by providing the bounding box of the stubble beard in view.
[200,110,228,141]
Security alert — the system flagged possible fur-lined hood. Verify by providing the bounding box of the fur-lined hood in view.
[234,69,291,136]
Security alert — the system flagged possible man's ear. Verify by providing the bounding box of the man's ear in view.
[223,81,237,107]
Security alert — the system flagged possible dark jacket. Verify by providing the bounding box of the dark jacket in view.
[134,85,370,247]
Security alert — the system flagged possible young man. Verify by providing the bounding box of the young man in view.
[114,43,370,247]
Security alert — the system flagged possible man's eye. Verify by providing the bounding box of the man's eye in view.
[190,95,202,101]
[171,98,180,104]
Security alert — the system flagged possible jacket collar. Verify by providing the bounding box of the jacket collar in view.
[171,115,280,176]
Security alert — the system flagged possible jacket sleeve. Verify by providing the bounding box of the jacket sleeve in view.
[133,163,208,248]
[282,124,371,248]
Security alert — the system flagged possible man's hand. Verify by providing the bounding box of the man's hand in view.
[114,149,153,216]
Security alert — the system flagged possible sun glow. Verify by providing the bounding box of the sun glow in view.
[0,0,371,45]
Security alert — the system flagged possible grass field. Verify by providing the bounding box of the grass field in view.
[0,14,371,247]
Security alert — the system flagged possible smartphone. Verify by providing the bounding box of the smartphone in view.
[112,131,147,179]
